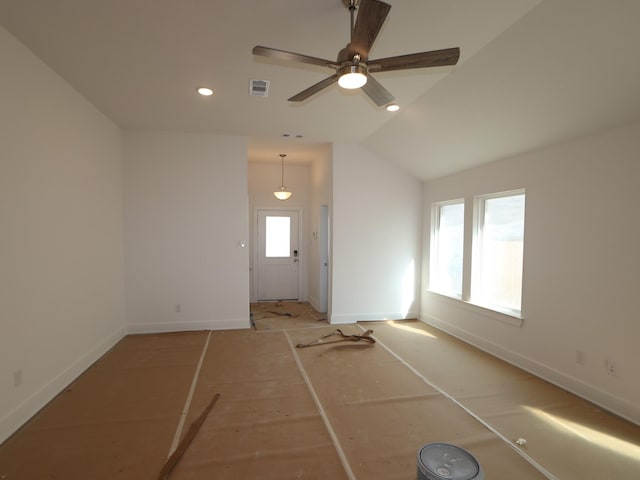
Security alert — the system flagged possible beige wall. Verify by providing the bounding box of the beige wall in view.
[422,121,640,423]
[0,26,126,443]
[124,131,250,332]
[332,142,423,323]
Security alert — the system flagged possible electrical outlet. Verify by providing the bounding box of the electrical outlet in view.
[606,359,617,376]
[575,350,585,365]
[13,369,23,387]
[174,304,182,313]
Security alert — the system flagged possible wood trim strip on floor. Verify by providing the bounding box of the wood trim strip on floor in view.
[356,323,558,480]
[284,330,357,480]
[167,330,212,457]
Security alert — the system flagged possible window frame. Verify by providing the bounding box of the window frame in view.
[471,189,526,318]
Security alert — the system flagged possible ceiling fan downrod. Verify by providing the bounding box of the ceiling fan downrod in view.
[343,0,360,40]
[348,0,357,41]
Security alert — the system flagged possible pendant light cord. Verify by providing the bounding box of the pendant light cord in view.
[280,154,286,187]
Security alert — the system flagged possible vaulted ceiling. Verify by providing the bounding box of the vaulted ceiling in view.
[2,0,639,179]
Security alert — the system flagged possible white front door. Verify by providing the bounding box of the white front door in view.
[257,210,299,301]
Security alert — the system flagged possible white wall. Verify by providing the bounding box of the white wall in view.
[124,131,250,332]
[422,121,640,423]
[247,162,311,302]
[332,143,422,323]
[0,27,126,443]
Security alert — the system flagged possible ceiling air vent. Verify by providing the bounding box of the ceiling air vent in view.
[249,79,270,97]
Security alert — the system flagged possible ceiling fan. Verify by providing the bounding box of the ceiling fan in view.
[252,0,460,107]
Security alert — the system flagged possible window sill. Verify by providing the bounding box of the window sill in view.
[426,290,524,328]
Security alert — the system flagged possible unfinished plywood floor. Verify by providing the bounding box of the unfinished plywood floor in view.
[1,318,638,479]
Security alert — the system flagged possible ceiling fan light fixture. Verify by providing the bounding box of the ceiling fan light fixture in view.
[337,64,367,89]
[253,0,460,106]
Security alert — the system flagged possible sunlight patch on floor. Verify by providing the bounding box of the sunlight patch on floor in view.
[387,320,437,339]
[525,406,640,462]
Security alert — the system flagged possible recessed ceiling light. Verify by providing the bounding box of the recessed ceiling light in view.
[386,104,400,112]
[197,87,214,96]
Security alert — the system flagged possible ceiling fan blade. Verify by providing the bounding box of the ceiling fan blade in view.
[370,47,460,72]
[288,74,339,102]
[361,75,395,106]
[253,46,338,68]
[350,0,391,59]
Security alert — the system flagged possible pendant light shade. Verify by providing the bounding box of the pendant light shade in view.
[273,154,292,200]
[274,187,292,201]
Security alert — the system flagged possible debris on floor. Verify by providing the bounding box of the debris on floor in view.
[158,393,221,479]
[296,329,376,348]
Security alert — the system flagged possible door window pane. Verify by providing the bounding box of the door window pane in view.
[265,216,290,257]
[430,201,464,297]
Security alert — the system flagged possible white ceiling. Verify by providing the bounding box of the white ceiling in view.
[1,0,639,179]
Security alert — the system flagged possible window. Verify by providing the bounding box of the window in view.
[428,190,526,320]
[472,190,525,315]
[265,216,290,257]
[429,200,464,298]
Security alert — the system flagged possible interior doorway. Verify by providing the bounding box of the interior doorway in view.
[256,209,300,301]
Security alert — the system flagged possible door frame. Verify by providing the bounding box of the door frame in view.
[318,205,329,313]
[252,206,304,302]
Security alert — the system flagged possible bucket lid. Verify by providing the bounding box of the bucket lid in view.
[417,443,482,480]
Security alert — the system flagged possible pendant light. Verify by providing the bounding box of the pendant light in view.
[273,153,292,200]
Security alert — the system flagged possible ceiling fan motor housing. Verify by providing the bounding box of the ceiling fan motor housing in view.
[417,443,484,480]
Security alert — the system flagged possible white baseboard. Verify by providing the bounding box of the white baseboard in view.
[127,318,250,334]
[421,311,639,425]
[0,325,127,445]
[330,311,419,325]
